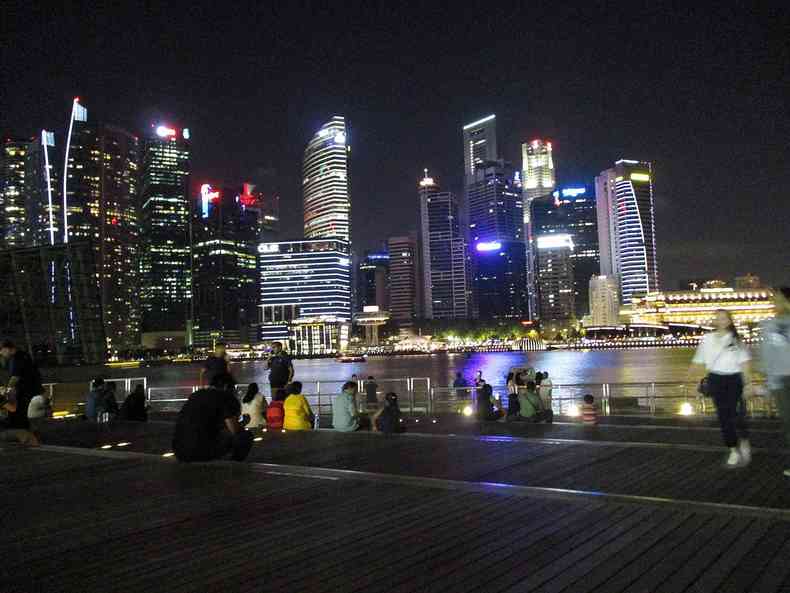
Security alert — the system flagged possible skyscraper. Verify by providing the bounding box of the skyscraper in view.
[589,275,620,326]
[522,138,556,319]
[239,182,279,241]
[462,115,497,184]
[531,186,599,320]
[418,171,469,319]
[467,160,528,319]
[595,159,658,303]
[535,234,575,325]
[387,235,420,332]
[191,183,260,347]
[258,239,352,343]
[61,99,140,353]
[139,124,191,334]
[24,130,59,247]
[356,251,389,312]
[0,137,30,248]
[303,116,351,242]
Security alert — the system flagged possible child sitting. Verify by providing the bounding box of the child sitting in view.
[266,388,286,430]
[373,392,405,435]
[582,394,598,425]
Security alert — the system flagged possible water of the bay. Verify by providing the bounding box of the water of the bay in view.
[47,348,698,389]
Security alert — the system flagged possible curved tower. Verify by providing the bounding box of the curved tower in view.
[302,116,350,242]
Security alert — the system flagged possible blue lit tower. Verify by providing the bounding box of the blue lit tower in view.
[24,130,60,247]
[139,124,191,333]
[595,160,658,303]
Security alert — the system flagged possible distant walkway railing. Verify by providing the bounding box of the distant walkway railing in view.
[139,379,777,420]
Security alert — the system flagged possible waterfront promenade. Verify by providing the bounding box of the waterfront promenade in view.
[3,417,790,592]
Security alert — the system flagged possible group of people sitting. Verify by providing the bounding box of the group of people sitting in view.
[473,369,554,423]
[85,378,148,423]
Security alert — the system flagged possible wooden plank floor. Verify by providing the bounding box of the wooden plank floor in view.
[3,446,790,593]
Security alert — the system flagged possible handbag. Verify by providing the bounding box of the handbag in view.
[696,339,733,396]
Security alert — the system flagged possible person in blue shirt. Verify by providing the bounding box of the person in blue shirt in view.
[332,381,366,432]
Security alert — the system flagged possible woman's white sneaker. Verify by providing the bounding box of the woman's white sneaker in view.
[784,469,790,478]
[724,449,741,468]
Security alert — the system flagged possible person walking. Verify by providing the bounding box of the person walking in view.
[267,342,294,401]
[759,287,790,477]
[200,342,229,387]
[688,309,753,468]
[241,382,267,429]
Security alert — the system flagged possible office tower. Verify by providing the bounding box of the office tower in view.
[589,275,620,326]
[191,183,259,348]
[467,160,528,319]
[303,116,351,242]
[595,159,658,304]
[535,234,575,324]
[735,274,761,289]
[62,99,140,353]
[462,115,497,183]
[24,130,60,247]
[521,138,556,319]
[139,124,191,334]
[387,235,420,332]
[239,182,279,241]
[418,171,469,319]
[356,251,389,311]
[0,137,30,248]
[257,239,352,343]
[530,186,599,320]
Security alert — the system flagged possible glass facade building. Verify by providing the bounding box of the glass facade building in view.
[462,115,497,184]
[530,187,599,320]
[139,125,191,332]
[25,130,60,247]
[356,251,389,312]
[387,235,420,331]
[257,239,352,342]
[467,160,527,319]
[535,234,575,324]
[0,138,30,248]
[595,160,658,304]
[418,174,469,319]
[303,116,351,242]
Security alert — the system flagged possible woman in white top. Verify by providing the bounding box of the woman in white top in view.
[241,383,268,430]
[689,309,752,468]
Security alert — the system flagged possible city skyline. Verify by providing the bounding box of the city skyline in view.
[3,4,789,290]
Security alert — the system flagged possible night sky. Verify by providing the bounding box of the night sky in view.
[4,2,789,288]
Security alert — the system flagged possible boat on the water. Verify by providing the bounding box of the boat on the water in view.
[336,355,366,363]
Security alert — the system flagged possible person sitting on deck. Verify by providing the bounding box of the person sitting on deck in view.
[119,385,148,422]
[0,340,41,446]
[582,394,598,426]
[283,381,314,431]
[364,376,379,405]
[477,382,503,421]
[241,382,267,429]
[506,373,520,420]
[373,392,405,434]
[518,381,553,423]
[266,389,286,430]
[172,372,253,462]
[332,381,365,432]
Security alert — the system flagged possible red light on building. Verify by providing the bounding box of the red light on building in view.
[110,217,118,225]
[239,182,258,207]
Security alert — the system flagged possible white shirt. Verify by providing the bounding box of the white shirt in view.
[693,332,750,375]
[540,378,553,399]
[28,395,51,419]
[241,393,267,428]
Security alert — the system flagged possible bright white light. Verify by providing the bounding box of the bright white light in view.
[162,452,175,458]
[116,442,130,447]
[679,402,694,416]
[182,128,190,139]
[462,405,474,417]
[567,404,581,417]
[156,125,176,138]
[334,132,346,144]
[537,234,574,250]
[561,187,586,197]
[338,257,350,266]
[258,243,280,254]
[318,128,329,137]
[476,241,502,252]
[100,444,112,449]
[254,436,263,442]
[463,114,496,130]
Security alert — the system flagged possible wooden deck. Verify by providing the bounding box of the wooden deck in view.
[2,419,790,592]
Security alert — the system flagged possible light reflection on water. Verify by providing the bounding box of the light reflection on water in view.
[54,349,697,388]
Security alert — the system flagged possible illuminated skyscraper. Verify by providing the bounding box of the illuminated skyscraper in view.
[467,160,527,319]
[535,234,575,325]
[0,138,30,248]
[139,124,191,333]
[61,99,140,353]
[388,235,421,332]
[356,251,389,312]
[303,116,351,242]
[595,159,658,303]
[462,115,497,184]
[24,130,60,247]
[530,186,599,320]
[589,275,620,326]
[191,183,260,347]
[418,172,469,319]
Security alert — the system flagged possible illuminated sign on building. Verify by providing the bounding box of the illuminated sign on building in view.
[630,173,651,182]
[561,187,586,197]
[239,183,258,208]
[258,243,280,254]
[476,241,502,252]
[536,234,574,250]
[200,184,220,218]
[156,125,177,138]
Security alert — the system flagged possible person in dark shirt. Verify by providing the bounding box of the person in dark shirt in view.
[373,392,405,435]
[172,372,252,462]
[364,376,379,405]
[476,382,503,422]
[267,341,294,399]
[200,342,229,387]
[0,340,41,445]
[120,385,148,422]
